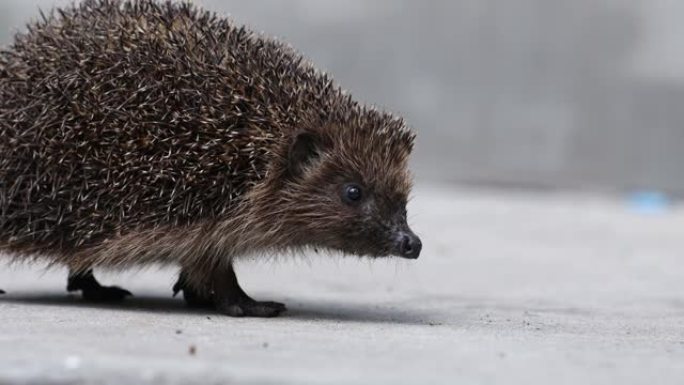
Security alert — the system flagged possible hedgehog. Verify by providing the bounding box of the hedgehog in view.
[0,0,421,317]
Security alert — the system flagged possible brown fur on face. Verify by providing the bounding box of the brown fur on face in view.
[251,109,416,258]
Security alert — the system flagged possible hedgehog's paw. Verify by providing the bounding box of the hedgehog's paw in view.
[217,298,287,318]
[80,285,132,302]
[0,289,5,294]
[67,269,132,302]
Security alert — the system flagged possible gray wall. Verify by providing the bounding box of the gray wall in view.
[2,0,683,194]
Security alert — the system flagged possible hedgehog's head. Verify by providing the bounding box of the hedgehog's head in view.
[277,111,420,259]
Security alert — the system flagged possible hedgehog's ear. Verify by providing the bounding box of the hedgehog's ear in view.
[288,132,323,178]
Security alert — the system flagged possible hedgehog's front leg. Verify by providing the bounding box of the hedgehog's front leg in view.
[172,271,214,309]
[212,263,286,318]
[67,269,132,301]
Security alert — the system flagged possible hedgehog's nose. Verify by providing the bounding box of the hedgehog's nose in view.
[396,231,422,259]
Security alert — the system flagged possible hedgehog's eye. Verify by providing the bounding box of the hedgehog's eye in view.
[342,184,363,204]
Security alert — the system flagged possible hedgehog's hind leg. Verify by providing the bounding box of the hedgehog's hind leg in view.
[211,262,286,318]
[67,269,132,302]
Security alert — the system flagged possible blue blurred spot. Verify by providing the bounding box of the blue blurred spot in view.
[627,191,671,215]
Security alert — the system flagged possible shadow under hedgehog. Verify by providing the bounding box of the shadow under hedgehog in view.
[0,0,421,317]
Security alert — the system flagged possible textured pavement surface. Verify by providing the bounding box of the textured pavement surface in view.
[1,185,683,384]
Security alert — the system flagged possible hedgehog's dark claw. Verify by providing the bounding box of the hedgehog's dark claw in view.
[67,269,132,302]
[0,289,5,294]
[172,279,182,298]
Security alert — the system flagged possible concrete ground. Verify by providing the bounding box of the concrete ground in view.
[1,184,683,385]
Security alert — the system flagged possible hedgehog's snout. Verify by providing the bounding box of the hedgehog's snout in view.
[392,229,422,259]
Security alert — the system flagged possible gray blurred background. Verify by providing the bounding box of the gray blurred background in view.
[1,0,683,195]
